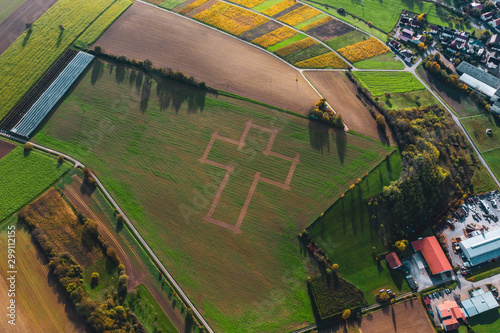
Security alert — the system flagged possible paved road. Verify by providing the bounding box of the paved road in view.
[0,131,216,333]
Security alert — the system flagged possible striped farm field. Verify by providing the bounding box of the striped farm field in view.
[261,0,296,16]
[194,2,268,35]
[326,30,369,50]
[274,37,317,57]
[283,43,330,64]
[252,26,298,47]
[353,71,425,95]
[277,5,321,26]
[154,0,189,10]
[33,59,392,332]
[229,0,267,8]
[338,37,389,63]
[177,0,210,14]
[267,33,307,51]
[298,15,331,31]
[296,52,349,68]
[0,0,117,120]
[74,0,133,49]
[252,0,283,11]
[240,21,281,41]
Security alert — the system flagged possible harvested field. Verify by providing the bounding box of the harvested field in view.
[358,299,434,333]
[326,30,368,50]
[0,220,87,333]
[94,1,320,114]
[306,19,354,41]
[34,59,393,332]
[0,140,15,159]
[304,71,387,141]
[239,20,281,41]
[0,0,58,55]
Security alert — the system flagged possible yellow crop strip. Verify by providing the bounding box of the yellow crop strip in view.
[178,0,210,15]
[194,2,269,35]
[338,37,389,63]
[252,26,298,47]
[295,52,350,69]
[75,0,133,49]
[274,37,317,57]
[277,5,321,26]
[229,0,267,8]
[262,0,296,16]
[0,0,115,118]
[299,16,332,31]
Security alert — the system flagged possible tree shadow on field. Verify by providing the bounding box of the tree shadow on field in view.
[22,29,32,47]
[155,76,207,114]
[135,71,143,92]
[90,59,104,86]
[333,128,347,165]
[129,70,137,86]
[115,63,126,84]
[184,313,194,333]
[140,74,152,112]
[308,120,330,153]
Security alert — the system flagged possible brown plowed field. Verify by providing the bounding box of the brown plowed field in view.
[0,0,59,55]
[304,70,390,141]
[358,299,435,333]
[306,19,354,41]
[94,1,320,114]
[0,140,15,159]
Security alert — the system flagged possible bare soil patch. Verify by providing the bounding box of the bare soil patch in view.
[0,140,15,159]
[94,1,320,114]
[273,2,302,18]
[240,20,281,41]
[358,299,434,333]
[306,19,354,41]
[304,70,389,141]
[0,0,58,55]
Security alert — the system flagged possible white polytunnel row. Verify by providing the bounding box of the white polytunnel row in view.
[11,51,94,138]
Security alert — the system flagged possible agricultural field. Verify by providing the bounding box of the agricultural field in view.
[417,64,485,117]
[307,151,412,304]
[358,298,435,333]
[33,59,393,332]
[304,71,387,141]
[74,0,133,49]
[252,25,298,47]
[338,37,389,63]
[0,0,24,23]
[0,218,85,333]
[304,0,469,33]
[94,1,320,113]
[0,143,71,222]
[353,71,425,96]
[484,149,500,183]
[0,0,117,120]
[375,89,438,110]
[458,115,500,153]
[354,52,404,70]
[295,52,350,68]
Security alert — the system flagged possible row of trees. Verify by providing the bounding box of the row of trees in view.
[18,202,143,332]
[309,99,344,129]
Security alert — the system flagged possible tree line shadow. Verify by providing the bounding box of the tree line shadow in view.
[308,120,346,164]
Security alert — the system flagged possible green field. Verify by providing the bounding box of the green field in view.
[0,144,71,222]
[307,151,411,304]
[0,0,25,23]
[253,0,283,12]
[462,115,500,153]
[34,59,392,332]
[354,52,405,70]
[0,0,116,119]
[353,71,425,96]
[294,13,328,29]
[267,33,307,51]
[126,284,178,333]
[375,89,438,110]
[74,0,133,49]
[484,149,500,182]
[458,308,500,333]
[326,30,368,50]
[159,0,189,10]
[283,43,330,64]
[304,0,468,33]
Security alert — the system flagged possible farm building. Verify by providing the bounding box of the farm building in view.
[412,236,452,277]
[459,228,500,266]
[461,289,499,317]
[436,299,466,331]
[386,252,402,269]
[456,61,500,101]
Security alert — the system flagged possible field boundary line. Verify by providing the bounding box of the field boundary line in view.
[0,132,215,333]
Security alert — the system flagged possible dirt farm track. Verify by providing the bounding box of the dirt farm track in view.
[94,1,321,114]
[0,0,59,55]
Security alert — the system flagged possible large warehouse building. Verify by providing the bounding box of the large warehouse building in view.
[459,228,500,266]
[456,61,500,102]
[461,289,499,317]
[412,236,453,278]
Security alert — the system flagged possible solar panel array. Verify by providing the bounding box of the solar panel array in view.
[11,51,94,138]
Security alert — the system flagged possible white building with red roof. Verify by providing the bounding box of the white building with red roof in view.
[412,236,452,278]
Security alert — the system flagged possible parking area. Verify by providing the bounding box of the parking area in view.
[402,252,454,291]
[439,191,500,271]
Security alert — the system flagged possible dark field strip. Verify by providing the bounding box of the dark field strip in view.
[240,20,281,41]
[0,49,78,132]
[273,2,302,18]
[284,43,330,64]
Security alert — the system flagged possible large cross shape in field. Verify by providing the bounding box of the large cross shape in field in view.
[199,120,300,234]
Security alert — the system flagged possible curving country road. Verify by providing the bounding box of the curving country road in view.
[0,131,216,333]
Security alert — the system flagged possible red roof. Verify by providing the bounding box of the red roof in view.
[412,236,452,275]
[442,318,459,331]
[386,252,402,269]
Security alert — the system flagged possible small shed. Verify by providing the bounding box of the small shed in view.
[386,252,402,269]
